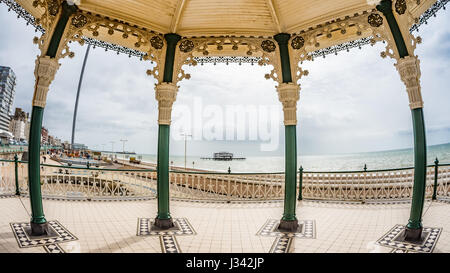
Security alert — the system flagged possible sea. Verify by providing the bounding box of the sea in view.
[108,142,450,173]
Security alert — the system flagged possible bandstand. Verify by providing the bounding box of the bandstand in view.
[0,0,449,253]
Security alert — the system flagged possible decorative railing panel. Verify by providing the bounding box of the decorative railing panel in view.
[17,164,157,200]
[302,166,437,201]
[436,164,450,198]
[169,172,284,201]
[0,161,15,195]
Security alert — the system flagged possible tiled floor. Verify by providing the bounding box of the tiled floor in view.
[0,196,449,253]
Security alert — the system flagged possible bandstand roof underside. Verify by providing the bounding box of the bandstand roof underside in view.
[61,0,434,37]
[8,0,446,60]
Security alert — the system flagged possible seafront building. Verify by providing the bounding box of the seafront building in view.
[48,136,61,147]
[9,108,30,142]
[0,66,16,141]
[72,143,88,150]
[40,127,48,145]
[0,0,449,254]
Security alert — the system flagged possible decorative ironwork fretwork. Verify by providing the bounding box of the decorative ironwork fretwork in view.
[71,13,87,28]
[193,56,261,65]
[179,39,194,53]
[395,0,407,15]
[0,0,45,32]
[308,37,373,60]
[410,0,449,32]
[261,40,276,53]
[288,10,391,81]
[291,36,305,50]
[173,37,283,84]
[368,13,383,27]
[150,36,164,50]
[83,37,147,59]
[45,0,59,16]
[29,0,60,31]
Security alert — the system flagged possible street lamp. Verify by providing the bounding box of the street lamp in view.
[120,139,128,165]
[109,141,115,162]
[180,133,192,170]
[71,44,91,147]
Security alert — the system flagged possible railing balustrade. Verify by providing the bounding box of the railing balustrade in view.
[0,158,449,202]
[302,166,440,201]
[0,160,16,194]
[436,164,450,198]
[168,171,284,200]
[16,161,157,200]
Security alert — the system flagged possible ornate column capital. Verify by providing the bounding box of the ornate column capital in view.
[395,55,423,109]
[32,56,60,108]
[277,83,300,126]
[155,82,179,125]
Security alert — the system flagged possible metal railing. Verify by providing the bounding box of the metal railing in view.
[1,157,449,202]
[0,159,157,200]
[298,160,450,201]
[168,171,284,201]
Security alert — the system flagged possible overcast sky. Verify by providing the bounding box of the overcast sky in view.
[0,4,449,156]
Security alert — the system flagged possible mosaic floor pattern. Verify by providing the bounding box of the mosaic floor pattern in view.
[10,220,78,248]
[137,218,196,236]
[257,219,316,239]
[269,236,293,253]
[160,235,181,253]
[137,218,196,253]
[376,224,442,253]
[43,243,65,253]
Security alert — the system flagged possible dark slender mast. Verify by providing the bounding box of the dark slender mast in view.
[71,44,91,146]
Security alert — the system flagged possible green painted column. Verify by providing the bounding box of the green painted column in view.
[406,108,427,231]
[26,1,77,236]
[28,106,47,233]
[156,125,171,221]
[377,0,427,241]
[274,33,299,231]
[154,33,181,229]
[283,125,297,221]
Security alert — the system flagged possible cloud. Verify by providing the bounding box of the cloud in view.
[0,4,449,156]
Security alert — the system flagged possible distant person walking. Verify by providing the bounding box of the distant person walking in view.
[43,156,46,163]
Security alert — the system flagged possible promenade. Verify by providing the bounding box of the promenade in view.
[1,195,449,253]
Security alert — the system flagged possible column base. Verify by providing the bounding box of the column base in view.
[30,221,49,236]
[154,217,174,229]
[278,219,299,232]
[404,226,423,242]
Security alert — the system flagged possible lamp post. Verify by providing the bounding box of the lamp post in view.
[120,139,127,165]
[110,141,115,162]
[180,133,192,170]
[71,44,91,147]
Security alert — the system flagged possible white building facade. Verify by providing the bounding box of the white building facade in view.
[0,66,16,133]
[9,108,30,142]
